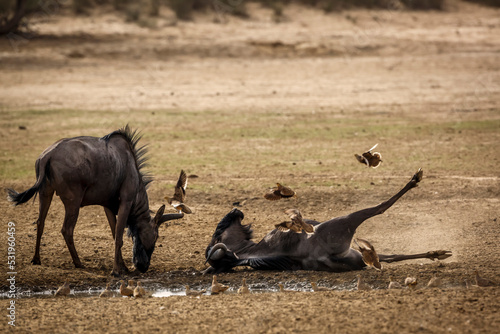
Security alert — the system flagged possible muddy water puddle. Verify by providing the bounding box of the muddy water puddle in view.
[1,281,467,299]
[2,284,355,299]
[2,287,307,299]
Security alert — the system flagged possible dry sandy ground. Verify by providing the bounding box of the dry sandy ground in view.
[0,1,499,333]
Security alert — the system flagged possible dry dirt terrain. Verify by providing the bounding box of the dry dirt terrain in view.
[0,1,499,333]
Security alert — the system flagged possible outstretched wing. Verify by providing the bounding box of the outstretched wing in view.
[173,170,188,202]
[176,170,188,190]
[300,222,315,234]
[278,184,296,197]
[354,238,375,252]
[172,202,192,214]
[275,221,292,232]
[367,143,378,152]
[285,208,302,220]
[264,189,282,201]
[370,152,382,168]
[355,154,369,166]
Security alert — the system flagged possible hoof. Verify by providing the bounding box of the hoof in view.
[427,250,452,261]
[412,168,423,184]
[130,268,142,276]
[201,267,215,275]
[111,270,121,278]
[31,258,41,265]
[111,265,130,277]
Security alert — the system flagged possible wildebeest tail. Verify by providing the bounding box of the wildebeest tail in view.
[7,159,49,206]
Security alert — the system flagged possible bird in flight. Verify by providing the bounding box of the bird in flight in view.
[165,170,192,214]
[355,143,382,168]
[264,183,297,201]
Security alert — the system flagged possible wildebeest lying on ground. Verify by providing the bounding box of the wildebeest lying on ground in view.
[7,125,183,276]
[205,169,452,273]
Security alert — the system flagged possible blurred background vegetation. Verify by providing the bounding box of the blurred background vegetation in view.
[1,0,499,34]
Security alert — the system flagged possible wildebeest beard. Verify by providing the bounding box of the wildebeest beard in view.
[132,235,153,273]
[127,217,155,273]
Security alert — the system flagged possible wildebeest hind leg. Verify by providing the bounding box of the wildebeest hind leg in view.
[61,204,83,268]
[321,169,424,253]
[342,169,423,231]
[31,189,54,265]
[379,250,452,263]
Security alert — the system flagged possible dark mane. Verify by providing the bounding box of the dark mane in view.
[101,124,152,188]
[210,208,253,243]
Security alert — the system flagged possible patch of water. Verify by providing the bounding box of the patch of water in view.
[1,286,308,299]
[152,290,187,297]
[1,288,211,299]
[5,280,461,299]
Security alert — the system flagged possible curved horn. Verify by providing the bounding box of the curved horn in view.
[158,213,184,226]
[205,243,229,264]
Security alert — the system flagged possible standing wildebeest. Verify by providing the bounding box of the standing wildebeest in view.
[205,169,451,273]
[7,125,183,276]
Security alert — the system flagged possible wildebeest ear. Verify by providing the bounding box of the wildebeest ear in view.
[153,205,166,226]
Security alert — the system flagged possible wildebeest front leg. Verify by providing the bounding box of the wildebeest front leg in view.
[61,204,83,268]
[111,202,131,277]
[31,189,54,265]
[104,207,116,240]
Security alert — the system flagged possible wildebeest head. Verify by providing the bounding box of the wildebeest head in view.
[131,205,183,273]
[205,243,241,273]
[204,208,250,272]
